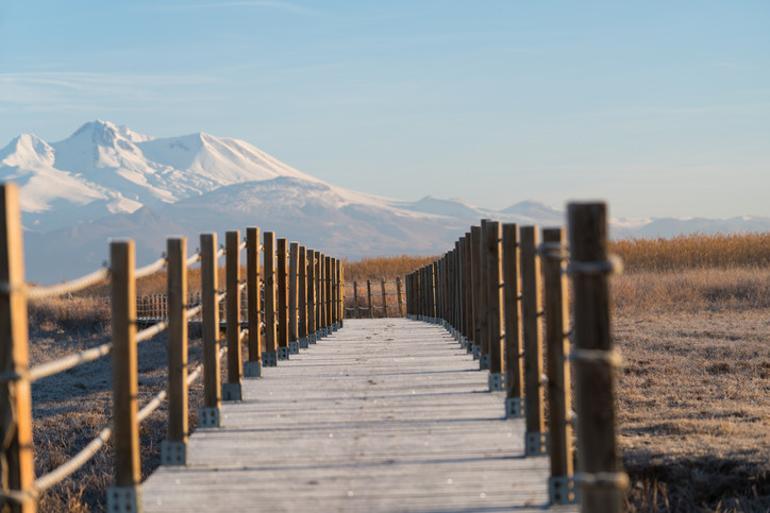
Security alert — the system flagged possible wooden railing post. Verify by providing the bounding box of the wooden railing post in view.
[472,224,486,364]
[199,233,222,427]
[288,242,300,354]
[568,202,627,512]
[244,227,262,377]
[485,221,504,391]
[521,226,547,455]
[262,232,278,367]
[0,184,36,513]
[108,240,142,511]
[325,256,333,331]
[316,252,325,337]
[353,281,359,319]
[542,227,576,504]
[162,237,188,466]
[366,279,373,319]
[396,277,404,317]
[462,233,473,353]
[330,258,338,330]
[223,230,243,401]
[502,223,523,418]
[307,249,317,343]
[338,260,344,328]
[276,238,289,360]
[380,278,388,318]
[298,246,308,348]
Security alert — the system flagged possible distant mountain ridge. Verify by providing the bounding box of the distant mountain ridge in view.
[3,120,769,283]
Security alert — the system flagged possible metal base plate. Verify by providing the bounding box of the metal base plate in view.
[277,347,290,360]
[479,354,490,370]
[525,431,548,456]
[505,397,524,418]
[160,440,186,466]
[244,361,261,378]
[222,382,242,401]
[549,475,577,505]
[488,373,504,391]
[299,337,309,349]
[262,352,277,367]
[289,341,300,354]
[472,345,481,360]
[199,407,221,428]
[309,333,317,344]
[107,486,140,513]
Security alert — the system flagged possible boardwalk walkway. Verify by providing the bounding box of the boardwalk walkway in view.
[142,318,577,513]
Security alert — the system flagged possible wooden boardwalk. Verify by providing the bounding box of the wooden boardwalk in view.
[142,318,577,513]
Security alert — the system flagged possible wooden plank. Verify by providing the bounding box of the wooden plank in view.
[141,318,575,513]
[0,184,36,513]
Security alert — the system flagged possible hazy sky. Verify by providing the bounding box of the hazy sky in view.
[1,1,769,218]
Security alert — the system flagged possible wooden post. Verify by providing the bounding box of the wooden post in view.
[471,224,485,363]
[520,226,546,455]
[542,227,576,504]
[568,203,627,512]
[108,240,141,511]
[199,233,221,427]
[485,221,504,391]
[463,233,473,352]
[0,184,36,513]
[307,249,317,342]
[353,281,359,319]
[325,256,333,330]
[396,277,404,317]
[502,223,523,418]
[366,279,373,319]
[316,253,325,336]
[276,238,289,359]
[262,232,277,366]
[338,260,345,327]
[244,227,262,377]
[288,242,299,354]
[162,237,188,465]
[223,231,242,401]
[330,258,338,330]
[298,246,308,348]
[380,278,388,318]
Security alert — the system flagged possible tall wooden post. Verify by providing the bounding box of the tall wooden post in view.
[502,223,523,418]
[276,238,289,360]
[485,221,504,391]
[199,233,221,427]
[463,233,473,352]
[245,227,262,377]
[568,203,627,512]
[396,277,404,317]
[338,260,344,327]
[288,242,300,354]
[366,279,373,319]
[0,184,36,513]
[108,240,141,511]
[316,253,325,336]
[223,231,243,401]
[325,256,333,330]
[330,258,338,330]
[542,227,576,504]
[353,281,359,319]
[298,246,308,348]
[262,232,277,367]
[162,237,188,465]
[306,249,317,343]
[521,226,546,455]
[380,278,388,318]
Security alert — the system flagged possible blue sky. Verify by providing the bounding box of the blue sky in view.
[1,1,769,218]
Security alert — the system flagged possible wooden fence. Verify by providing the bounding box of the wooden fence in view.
[405,204,628,512]
[0,183,344,513]
[345,278,405,318]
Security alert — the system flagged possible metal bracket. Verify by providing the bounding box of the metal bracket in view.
[299,337,309,349]
[479,354,490,370]
[198,407,221,428]
[472,345,481,360]
[488,373,504,391]
[505,397,524,418]
[262,352,277,367]
[277,347,290,360]
[548,475,577,505]
[525,431,548,456]
[309,333,317,344]
[107,486,141,513]
[289,341,300,354]
[160,440,187,466]
[244,361,261,378]
[222,382,242,401]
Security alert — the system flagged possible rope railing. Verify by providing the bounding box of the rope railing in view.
[405,205,625,510]
[26,266,110,300]
[0,181,347,512]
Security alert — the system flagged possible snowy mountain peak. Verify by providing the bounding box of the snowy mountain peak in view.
[0,134,55,167]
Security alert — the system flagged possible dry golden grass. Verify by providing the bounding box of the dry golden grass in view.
[611,233,770,272]
[342,255,437,283]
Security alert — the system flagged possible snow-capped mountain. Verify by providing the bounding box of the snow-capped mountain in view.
[3,120,770,283]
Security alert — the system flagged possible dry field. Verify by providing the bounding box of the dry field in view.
[25,235,770,512]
